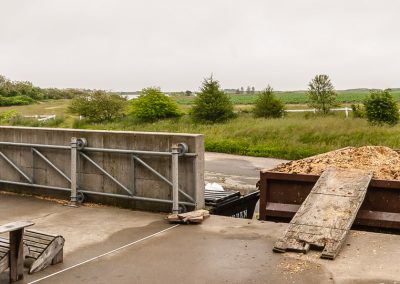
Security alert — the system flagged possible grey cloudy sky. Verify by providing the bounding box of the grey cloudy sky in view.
[1,0,399,91]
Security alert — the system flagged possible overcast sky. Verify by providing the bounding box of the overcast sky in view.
[1,0,399,91]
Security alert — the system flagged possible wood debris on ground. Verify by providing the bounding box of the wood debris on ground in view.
[272,146,400,180]
[167,209,210,224]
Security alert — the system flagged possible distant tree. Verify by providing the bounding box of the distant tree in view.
[235,89,240,94]
[131,87,182,122]
[240,86,244,94]
[185,90,192,96]
[0,75,7,85]
[246,86,251,94]
[253,85,285,118]
[307,74,337,114]
[251,86,255,94]
[363,89,399,125]
[190,75,234,123]
[69,90,127,122]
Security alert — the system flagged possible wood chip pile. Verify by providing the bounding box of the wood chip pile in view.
[272,146,400,180]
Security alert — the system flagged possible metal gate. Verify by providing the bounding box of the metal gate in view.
[0,138,198,212]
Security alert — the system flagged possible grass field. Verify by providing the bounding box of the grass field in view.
[174,89,400,105]
[73,113,400,160]
[1,97,400,160]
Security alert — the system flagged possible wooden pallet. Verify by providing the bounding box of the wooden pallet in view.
[273,167,372,259]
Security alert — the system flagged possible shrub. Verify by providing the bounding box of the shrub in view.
[68,90,127,122]
[191,75,234,123]
[307,74,337,114]
[253,86,285,118]
[351,104,365,118]
[363,89,399,125]
[0,110,21,123]
[130,87,182,122]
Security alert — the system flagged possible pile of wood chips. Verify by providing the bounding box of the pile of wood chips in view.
[272,146,400,180]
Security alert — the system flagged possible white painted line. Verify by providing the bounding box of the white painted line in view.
[28,224,180,284]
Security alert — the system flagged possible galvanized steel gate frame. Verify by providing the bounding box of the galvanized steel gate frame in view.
[0,138,197,212]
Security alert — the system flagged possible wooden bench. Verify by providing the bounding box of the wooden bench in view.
[0,237,10,275]
[0,237,30,275]
[0,221,34,282]
[23,229,65,274]
[0,222,65,282]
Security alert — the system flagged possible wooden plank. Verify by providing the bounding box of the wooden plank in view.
[273,167,372,259]
[9,229,24,282]
[23,235,52,245]
[25,230,58,240]
[0,221,34,234]
[29,236,65,274]
[0,252,9,274]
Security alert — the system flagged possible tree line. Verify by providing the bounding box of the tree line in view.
[0,74,89,106]
[68,74,399,126]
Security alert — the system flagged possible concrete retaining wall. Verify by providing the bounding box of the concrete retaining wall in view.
[0,126,204,212]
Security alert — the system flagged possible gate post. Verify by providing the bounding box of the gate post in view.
[69,137,78,207]
[171,144,180,214]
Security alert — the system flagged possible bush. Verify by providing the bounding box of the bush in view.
[0,95,34,106]
[130,88,182,122]
[351,104,365,118]
[307,74,337,114]
[253,86,285,118]
[363,89,399,125]
[0,110,21,123]
[68,90,127,122]
[191,75,234,123]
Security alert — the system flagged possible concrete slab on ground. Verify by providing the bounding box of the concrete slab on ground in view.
[0,192,399,284]
[205,152,288,194]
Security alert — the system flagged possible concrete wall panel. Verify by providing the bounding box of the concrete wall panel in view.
[0,127,204,212]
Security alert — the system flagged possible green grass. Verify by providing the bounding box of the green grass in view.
[72,113,400,160]
[3,98,400,160]
[174,89,400,105]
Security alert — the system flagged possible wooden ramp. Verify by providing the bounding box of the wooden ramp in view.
[273,167,372,259]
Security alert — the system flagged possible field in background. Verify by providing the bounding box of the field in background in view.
[1,93,400,160]
[174,89,400,105]
[73,113,400,160]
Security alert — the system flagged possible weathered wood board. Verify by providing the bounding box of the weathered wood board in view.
[273,167,372,259]
[167,209,210,224]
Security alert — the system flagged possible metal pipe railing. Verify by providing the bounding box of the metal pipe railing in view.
[0,151,33,184]
[79,152,134,196]
[0,138,198,211]
[132,155,195,203]
[32,148,71,183]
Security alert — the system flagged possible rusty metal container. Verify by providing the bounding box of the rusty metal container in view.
[259,170,400,229]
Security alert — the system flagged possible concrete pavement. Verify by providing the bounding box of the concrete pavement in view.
[1,192,399,284]
[204,152,288,194]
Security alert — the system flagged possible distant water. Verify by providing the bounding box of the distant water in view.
[122,94,140,100]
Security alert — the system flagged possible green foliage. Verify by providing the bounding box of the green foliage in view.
[0,95,34,106]
[351,104,365,118]
[173,89,400,105]
[68,91,127,122]
[191,76,234,123]
[0,110,21,123]
[42,88,87,100]
[253,86,285,118]
[307,74,337,114]
[363,89,399,125]
[71,112,400,160]
[130,87,182,122]
[0,76,43,101]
